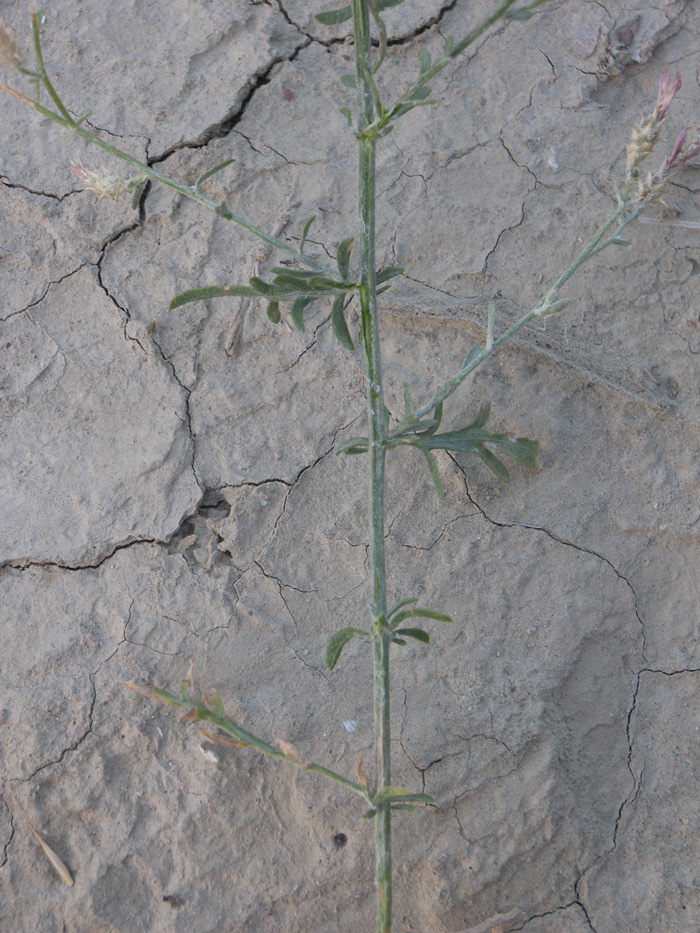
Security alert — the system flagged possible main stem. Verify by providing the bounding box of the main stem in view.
[352,0,392,930]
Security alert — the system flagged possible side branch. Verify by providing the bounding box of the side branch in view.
[0,78,334,275]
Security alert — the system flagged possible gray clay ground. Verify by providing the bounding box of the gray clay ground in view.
[1,1,699,930]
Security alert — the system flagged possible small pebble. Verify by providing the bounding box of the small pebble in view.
[283,87,293,101]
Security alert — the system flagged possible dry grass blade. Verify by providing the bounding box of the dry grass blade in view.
[26,820,74,887]
[277,738,306,766]
[196,726,247,749]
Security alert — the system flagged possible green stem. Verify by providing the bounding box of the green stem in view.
[353,0,391,929]
[402,202,643,426]
[126,683,370,799]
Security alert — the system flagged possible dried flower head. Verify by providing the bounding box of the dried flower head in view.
[0,22,22,69]
[70,159,127,200]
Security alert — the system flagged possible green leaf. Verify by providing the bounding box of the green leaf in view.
[331,295,354,351]
[374,786,434,804]
[421,448,444,500]
[612,237,632,247]
[390,607,453,627]
[195,158,235,191]
[169,284,257,310]
[394,627,430,644]
[215,200,233,219]
[250,277,279,296]
[266,301,281,324]
[336,436,369,455]
[476,447,510,482]
[340,74,357,88]
[506,7,533,20]
[130,178,148,211]
[392,637,407,645]
[315,5,352,25]
[386,598,418,621]
[419,48,431,74]
[402,382,413,414]
[336,237,354,279]
[417,401,443,437]
[339,106,353,128]
[362,808,377,819]
[326,627,367,669]
[409,86,431,101]
[291,297,313,332]
[376,266,404,284]
[300,215,316,253]
[75,109,92,126]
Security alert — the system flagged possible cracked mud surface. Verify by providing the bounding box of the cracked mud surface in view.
[1,0,700,930]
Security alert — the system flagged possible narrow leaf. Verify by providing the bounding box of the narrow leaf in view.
[421,448,444,500]
[336,436,369,455]
[130,178,148,211]
[315,5,352,24]
[300,215,316,253]
[266,301,281,324]
[390,607,453,627]
[339,106,353,128]
[195,158,235,190]
[476,447,510,482]
[331,295,354,351]
[291,297,313,332]
[386,597,419,621]
[336,237,354,279]
[362,808,377,819]
[326,627,367,669]
[419,48,431,74]
[394,627,430,644]
[169,284,257,310]
[376,266,404,284]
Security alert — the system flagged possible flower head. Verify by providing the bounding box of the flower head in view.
[654,70,682,122]
[70,160,128,200]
